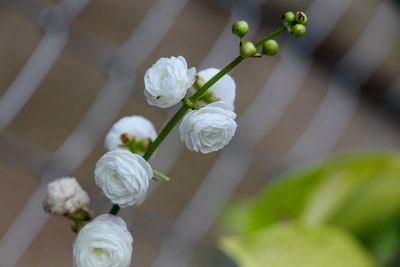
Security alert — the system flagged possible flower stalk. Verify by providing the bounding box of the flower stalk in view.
[108,26,288,215]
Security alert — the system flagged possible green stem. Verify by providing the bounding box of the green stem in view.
[143,105,190,160]
[254,27,286,46]
[109,26,287,215]
[109,204,120,215]
[190,56,244,102]
[153,170,171,182]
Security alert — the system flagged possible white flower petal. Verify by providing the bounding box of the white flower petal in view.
[105,115,157,153]
[179,101,237,154]
[144,56,196,108]
[73,214,133,267]
[95,150,152,207]
[196,68,236,106]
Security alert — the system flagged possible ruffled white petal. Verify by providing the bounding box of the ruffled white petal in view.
[179,101,237,153]
[73,214,133,267]
[95,150,152,207]
[144,56,196,108]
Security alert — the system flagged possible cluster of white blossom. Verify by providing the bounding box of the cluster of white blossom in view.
[44,55,237,267]
[145,56,237,154]
[92,56,237,212]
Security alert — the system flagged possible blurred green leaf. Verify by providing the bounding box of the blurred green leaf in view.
[246,165,324,232]
[359,213,400,267]
[246,153,400,234]
[220,222,376,267]
[218,197,254,235]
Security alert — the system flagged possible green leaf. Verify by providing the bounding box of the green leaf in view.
[218,197,254,235]
[246,153,400,234]
[220,222,376,267]
[246,165,324,232]
[362,214,400,266]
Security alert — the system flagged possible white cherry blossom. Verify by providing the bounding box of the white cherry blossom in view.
[144,56,196,108]
[179,101,237,153]
[95,150,152,207]
[73,214,133,267]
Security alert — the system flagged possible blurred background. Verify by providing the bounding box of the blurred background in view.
[0,0,399,266]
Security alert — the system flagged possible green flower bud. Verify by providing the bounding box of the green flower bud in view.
[240,41,256,58]
[73,209,87,220]
[295,11,308,25]
[232,20,249,37]
[282,11,295,24]
[263,39,279,56]
[293,24,306,38]
[70,218,78,232]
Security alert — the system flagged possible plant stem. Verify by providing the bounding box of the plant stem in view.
[109,26,287,215]
[254,27,286,46]
[153,170,171,182]
[109,204,120,215]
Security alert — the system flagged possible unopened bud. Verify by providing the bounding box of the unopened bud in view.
[232,20,249,38]
[282,11,295,24]
[263,40,279,56]
[70,218,78,232]
[240,41,256,58]
[295,11,307,25]
[293,24,306,38]
[43,177,90,216]
[73,209,91,221]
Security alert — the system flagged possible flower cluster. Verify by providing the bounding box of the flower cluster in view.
[145,57,238,154]
[41,14,307,266]
[59,55,238,266]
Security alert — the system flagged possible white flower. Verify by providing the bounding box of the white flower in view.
[179,101,237,153]
[105,115,157,153]
[73,214,133,267]
[144,56,196,108]
[195,68,236,105]
[95,149,152,207]
[43,177,90,216]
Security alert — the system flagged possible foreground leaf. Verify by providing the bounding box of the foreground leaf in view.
[246,153,400,234]
[220,222,376,267]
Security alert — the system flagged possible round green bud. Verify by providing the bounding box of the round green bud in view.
[232,20,249,37]
[295,11,308,25]
[240,41,256,58]
[282,11,295,24]
[293,24,306,38]
[263,39,279,56]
